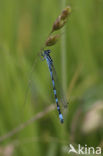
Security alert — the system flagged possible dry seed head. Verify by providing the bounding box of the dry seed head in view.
[45,34,60,46]
[61,6,71,20]
[52,16,67,32]
[52,16,61,31]
[52,6,71,32]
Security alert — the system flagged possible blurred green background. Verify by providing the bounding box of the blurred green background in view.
[0,0,103,155]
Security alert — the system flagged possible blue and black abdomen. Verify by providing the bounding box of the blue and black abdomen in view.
[44,50,64,123]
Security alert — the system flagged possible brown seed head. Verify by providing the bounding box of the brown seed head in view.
[45,34,60,46]
[52,16,67,32]
[61,6,71,20]
[52,6,71,32]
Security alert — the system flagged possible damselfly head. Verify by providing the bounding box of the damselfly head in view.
[47,50,51,53]
[44,50,51,55]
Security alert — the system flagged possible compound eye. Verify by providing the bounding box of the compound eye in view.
[47,50,51,53]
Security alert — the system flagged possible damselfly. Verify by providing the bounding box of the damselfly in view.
[41,49,67,123]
